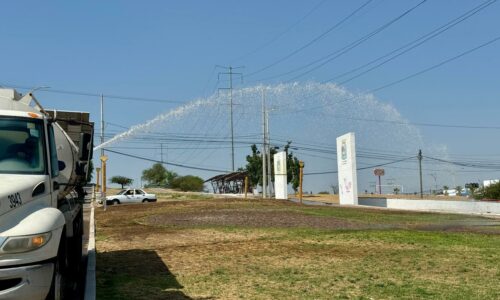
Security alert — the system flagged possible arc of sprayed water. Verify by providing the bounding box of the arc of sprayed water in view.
[93,97,219,151]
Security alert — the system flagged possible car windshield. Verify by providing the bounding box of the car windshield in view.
[117,189,127,195]
[0,118,46,174]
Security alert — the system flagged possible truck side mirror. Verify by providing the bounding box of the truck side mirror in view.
[79,133,93,161]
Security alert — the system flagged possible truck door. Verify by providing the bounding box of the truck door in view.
[47,121,60,205]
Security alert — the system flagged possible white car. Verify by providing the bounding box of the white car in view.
[105,188,157,205]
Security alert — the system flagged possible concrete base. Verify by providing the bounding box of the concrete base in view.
[359,198,500,216]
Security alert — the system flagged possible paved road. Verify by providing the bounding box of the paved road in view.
[288,197,335,206]
[73,202,91,299]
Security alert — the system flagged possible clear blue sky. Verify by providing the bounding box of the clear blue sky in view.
[1,0,499,193]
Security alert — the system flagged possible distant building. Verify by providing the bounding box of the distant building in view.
[443,188,470,196]
[483,179,499,187]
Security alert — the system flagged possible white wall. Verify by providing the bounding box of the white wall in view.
[359,198,500,215]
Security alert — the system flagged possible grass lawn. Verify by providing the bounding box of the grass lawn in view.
[95,198,500,299]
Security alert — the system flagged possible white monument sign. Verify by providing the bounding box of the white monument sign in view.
[274,151,288,200]
[336,132,358,205]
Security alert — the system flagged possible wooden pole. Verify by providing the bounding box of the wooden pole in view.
[95,167,101,193]
[299,161,304,204]
[244,176,249,199]
[100,155,108,211]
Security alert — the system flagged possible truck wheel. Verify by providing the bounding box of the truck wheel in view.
[68,210,83,279]
[112,199,120,205]
[47,237,68,300]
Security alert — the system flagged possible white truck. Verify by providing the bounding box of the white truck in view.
[0,89,93,299]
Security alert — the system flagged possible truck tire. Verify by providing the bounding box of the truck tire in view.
[47,235,68,300]
[68,210,83,280]
[112,199,120,205]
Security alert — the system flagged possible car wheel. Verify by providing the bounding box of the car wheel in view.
[142,199,148,203]
[112,199,120,205]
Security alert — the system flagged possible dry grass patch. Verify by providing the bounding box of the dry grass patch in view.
[95,198,499,299]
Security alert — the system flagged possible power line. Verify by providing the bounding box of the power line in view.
[332,0,498,85]
[369,34,500,93]
[218,66,244,171]
[287,113,500,130]
[231,0,328,64]
[245,0,374,79]
[0,83,183,104]
[424,155,500,170]
[105,149,230,173]
[288,0,428,82]
[304,156,416,175]
[288,34,500,113]
[106,145,249,150]
[253,0,427,83]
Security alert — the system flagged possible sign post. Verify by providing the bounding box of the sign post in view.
[336,133,358,205]
[100,155,108,211]
[274,151,288,200]
[374,168,385,194]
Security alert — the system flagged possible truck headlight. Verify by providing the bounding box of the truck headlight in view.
[0,233,52,254]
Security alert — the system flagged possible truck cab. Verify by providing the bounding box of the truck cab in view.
[0,89,93,299]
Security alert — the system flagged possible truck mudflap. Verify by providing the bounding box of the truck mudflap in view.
[0,262,53,300]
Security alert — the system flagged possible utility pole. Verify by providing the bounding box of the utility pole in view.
[218,65,244,172]
[266,110,272,196]
[100,94,106,210]
[429,173,437,194]
[160,143,163,163]
[262,88,267,198]
[418,149,423,199]
[100,94,104,163]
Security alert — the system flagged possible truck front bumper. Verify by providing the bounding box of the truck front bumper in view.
[0,262,53,300]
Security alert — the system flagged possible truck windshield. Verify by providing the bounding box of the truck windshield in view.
[0,118,46,174]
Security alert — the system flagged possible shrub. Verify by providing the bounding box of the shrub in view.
[318,191,330,195]
[476,182,500,200]
[171,175,204,192]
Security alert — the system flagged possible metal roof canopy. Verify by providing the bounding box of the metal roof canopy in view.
[206,171,249,194]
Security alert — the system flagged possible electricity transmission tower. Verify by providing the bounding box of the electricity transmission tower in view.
[218,65,244,172]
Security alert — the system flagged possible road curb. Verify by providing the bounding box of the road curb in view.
[84,203,96,300]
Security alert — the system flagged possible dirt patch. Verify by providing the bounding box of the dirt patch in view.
[97,198,499,234]
[144,209,364,230]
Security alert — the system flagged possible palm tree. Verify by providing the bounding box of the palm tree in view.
[393,187,400,195]
[443,185,449,196]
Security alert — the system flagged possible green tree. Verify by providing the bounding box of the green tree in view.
[141,163,178,187]
[455,186,463,196]
[110,176,133,188]
[166,170,179,187]
[330,184,339,195]
[443,185,449,196]
[393,187,400,195]
[170,175,204,192]
[244,144,263,187]
[465,182,479,196]
[476,182,500,200]
[243,142,301,192]
[286,145,301,192]
[141,163,176,187]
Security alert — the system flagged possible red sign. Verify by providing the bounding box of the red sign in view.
[374,168,385,176]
